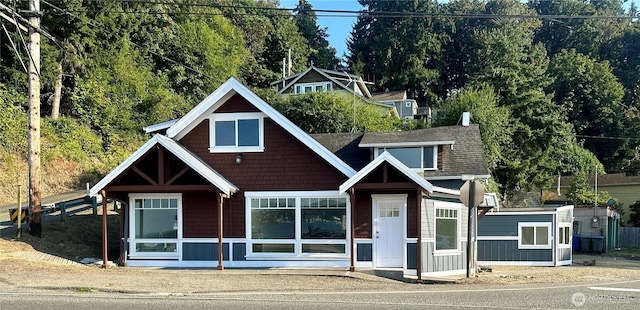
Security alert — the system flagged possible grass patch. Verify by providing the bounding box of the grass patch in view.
[75,287,98,293]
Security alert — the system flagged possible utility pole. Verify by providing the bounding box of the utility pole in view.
[27,0,42,237]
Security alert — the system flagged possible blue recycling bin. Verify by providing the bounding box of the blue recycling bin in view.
[572,234,580,252]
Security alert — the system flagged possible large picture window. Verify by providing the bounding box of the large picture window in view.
[130,194,181,257]
[435,207,459,251]
[209,113,264,152]
[518,223,552,249]
[247,193,349,257]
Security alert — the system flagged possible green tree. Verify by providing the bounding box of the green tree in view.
[270,91,398,134]
[347,0,445,102]
[628,200,640,226]
[433,85,511,171]
[469,0,575,199]
[293,0,340,68]
[547,49,626,171]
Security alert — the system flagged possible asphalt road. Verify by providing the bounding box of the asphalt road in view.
[1,280,639,309]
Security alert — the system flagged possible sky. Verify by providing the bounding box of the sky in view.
[280,0,639,61]
[279,0,362,58]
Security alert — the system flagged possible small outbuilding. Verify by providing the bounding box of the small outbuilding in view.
[477,205,574,266]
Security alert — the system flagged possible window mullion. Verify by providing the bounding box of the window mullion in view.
[295,197,301,254]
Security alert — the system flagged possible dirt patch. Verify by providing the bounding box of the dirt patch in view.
[1,208,120,261]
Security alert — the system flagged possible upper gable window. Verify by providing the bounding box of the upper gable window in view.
[294,82,333,94]
[376,146,437,171]
[209,113,265,153]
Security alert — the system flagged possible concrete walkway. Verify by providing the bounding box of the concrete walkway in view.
[7,251,86,266]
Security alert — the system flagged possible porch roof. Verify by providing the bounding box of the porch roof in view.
[89,134,238,197]
[339,151,433,194]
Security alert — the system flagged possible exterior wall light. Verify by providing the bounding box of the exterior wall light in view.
[235,153,243,164]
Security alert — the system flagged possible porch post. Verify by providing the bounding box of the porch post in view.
[349,188,356,272]
[416,189,423,283]
[100,190,108,269]
[217,192,225,270]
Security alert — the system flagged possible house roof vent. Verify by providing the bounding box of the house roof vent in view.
[462,112,470,126]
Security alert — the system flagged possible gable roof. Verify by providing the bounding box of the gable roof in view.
[313,125,489,180]
[371,90,407,102]
[339,151,433,194]
[271,66,373,99]
[165,77,357,177]
[89,134,239,197]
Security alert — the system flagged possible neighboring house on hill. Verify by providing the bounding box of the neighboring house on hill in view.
[371,90,418,119]
[90,77,489,280]
[271,66,405,118]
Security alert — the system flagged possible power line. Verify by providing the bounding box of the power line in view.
[40,0,640,20]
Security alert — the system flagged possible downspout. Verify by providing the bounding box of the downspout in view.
[218,192,226,270]
[416,189,423,283]
[101,190,108,269]
[349,188,356,272]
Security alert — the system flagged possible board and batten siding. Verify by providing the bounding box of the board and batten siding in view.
[421,241,467,273]
[477,214,553,236]
[477,240,552,262]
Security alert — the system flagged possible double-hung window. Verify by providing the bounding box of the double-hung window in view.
[247,192,349,257]
[376,146,437,171]
[209,112,264,152]
[435,207,459,251]
[518,222,552,249]
[129,194,181,258]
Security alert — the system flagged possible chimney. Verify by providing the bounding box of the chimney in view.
[462,112,470,126]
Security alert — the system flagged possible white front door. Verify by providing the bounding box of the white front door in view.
[374,197,405,268]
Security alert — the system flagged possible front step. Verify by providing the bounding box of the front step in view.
[360,268,409,282]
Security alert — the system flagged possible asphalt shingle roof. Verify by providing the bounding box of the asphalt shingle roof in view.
[312,125,489,179]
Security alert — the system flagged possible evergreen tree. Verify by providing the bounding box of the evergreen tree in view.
[293,0,340,69]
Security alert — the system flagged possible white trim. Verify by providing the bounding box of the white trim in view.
[245,190,342,198]
[518,222,553,250]
[339,151,433,194]
[128,193,183,260]
[360,141,455,148]
[485,211,557,216]
[89,135,239,197]
[208,112,266,153]
[433,202,462,253]
[244,191,351,259]
[422,269,466,277]
[372,195,407,269]
[476,261,554,267]
[425,175,491,181]
[143,119,178,133]
[477,236,519,241]
[165,77,356,177]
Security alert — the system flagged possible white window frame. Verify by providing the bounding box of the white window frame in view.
[434,204,461,253]
[294,82,333,94]
[375,146,438,171]
[128,193,182,259]
[245,191,350,259]
[558,225,572,247]
[518,222,552,249]
[405,101,412,108]
[209,112,265,153]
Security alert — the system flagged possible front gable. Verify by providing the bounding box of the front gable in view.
[166,77,356,178]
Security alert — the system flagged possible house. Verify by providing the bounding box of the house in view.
[371,90,418,119]
[477,205,574,267]
[89,77,489,280]
[270,66,402,118]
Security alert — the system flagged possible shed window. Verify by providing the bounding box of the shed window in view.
[518,222,552,249]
